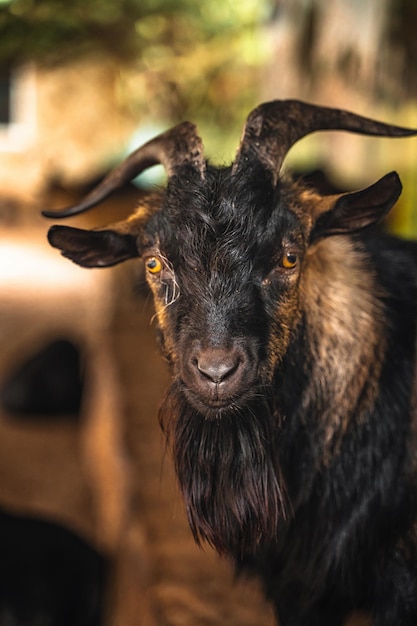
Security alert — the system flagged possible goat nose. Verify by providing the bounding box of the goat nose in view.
[197,350,239,384]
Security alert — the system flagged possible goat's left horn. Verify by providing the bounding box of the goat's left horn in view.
[42,121,205,218]
[233,100,417,185]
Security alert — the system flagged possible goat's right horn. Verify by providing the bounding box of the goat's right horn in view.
[233,100,417,185]
[42,121,205,218]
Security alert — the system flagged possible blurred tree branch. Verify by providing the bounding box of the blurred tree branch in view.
[0,0,264,66]
[0,0,267,146]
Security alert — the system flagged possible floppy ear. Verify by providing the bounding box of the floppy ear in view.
[310,171,402,242]
[46,194,161,267]
[47,225,140,268]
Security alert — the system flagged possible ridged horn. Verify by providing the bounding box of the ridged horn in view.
[233,100,417,185]
[42,121,205,218]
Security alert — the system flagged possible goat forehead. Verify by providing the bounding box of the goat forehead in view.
[160,165,277,234]
[147,179,302,271]
[160,218,273,281]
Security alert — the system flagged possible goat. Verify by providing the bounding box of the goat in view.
[43,100,417,626]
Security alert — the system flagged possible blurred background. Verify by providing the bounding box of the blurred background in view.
[1,0,417,232]
[0,1,416,625]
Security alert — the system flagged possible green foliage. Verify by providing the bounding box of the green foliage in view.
[0,0,268,151]
[0,0,265,66]
[0,0,150,63]
[125,3,267,146]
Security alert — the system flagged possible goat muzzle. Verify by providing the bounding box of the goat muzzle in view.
[182,343,256,411]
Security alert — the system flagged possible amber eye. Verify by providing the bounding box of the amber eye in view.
[281,252,297,269]
[145,256,163,274]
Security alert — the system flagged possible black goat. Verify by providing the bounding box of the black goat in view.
[44,100,417,626]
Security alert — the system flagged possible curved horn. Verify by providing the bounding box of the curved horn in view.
[42,121,205,218]
[233,100,417,184]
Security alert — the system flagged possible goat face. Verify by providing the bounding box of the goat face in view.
[44,167,403,556]
[46,164,401,423]
[141,164,306,419]
[44,100,417,556]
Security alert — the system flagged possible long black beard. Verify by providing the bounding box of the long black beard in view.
[159,380,288,559]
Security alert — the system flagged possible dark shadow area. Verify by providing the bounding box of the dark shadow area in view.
[0,507,108,626]
[0,339,85,419]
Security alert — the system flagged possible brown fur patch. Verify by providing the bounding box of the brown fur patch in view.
[289,184,339,236]
[99,193,163,236]
[344,612,371,626]
[300,236,386,456]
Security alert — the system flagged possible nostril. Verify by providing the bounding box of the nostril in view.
[197,350,240,384]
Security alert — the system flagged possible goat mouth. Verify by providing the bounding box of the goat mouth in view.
[181,383,252,418]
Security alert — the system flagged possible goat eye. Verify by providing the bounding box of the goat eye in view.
[281,252,297,269]
[145,256,163,274]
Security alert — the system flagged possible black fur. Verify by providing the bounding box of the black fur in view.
[45,105,417,625]
[147,167,417,625]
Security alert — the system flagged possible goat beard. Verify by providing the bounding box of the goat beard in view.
[159,379,288,558]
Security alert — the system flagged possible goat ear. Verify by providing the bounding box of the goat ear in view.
[47,225,139,268]
[310,172,402,242]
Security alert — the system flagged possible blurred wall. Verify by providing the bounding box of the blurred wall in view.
[0,59,137,204]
